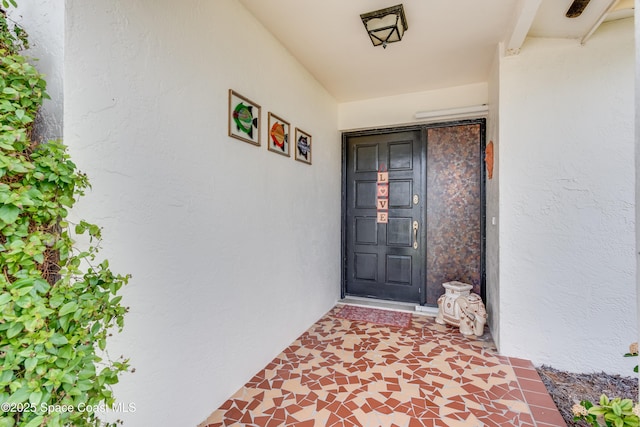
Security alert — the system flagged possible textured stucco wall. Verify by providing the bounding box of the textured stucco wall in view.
[499,18,636,374]
[10,0,63,140]
[635,0,640,390]
[65,1,340,425]
[485,44,501,348]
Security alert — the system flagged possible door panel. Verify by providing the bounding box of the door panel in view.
[387,217,412,247]
[355,181,377,208]
[355,145,379,171]
[355,217,377,245]
[344,130,425,304]
[389,180,412,208]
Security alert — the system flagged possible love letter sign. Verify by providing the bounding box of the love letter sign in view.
[376,166,388,224]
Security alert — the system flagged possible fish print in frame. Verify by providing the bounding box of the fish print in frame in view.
[228,89,261,146]
[268,112,290,157]
[294,128,312,165]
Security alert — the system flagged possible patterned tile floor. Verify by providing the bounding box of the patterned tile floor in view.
[200,305,566,427]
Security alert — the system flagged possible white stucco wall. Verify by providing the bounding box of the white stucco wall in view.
[338,83,488,131]
[499,18,636,374]
[65,1,340,425]
[485,44,501,348]
[636,0,640,394]
[10,0,63,140]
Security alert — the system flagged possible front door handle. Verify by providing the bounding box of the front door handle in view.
[412,221,419,249]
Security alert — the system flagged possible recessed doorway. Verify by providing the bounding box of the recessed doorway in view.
[341,120,486,306]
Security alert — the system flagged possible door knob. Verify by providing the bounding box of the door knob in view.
[412,221,419,249]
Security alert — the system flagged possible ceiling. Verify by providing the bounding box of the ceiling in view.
[237,0,634,102]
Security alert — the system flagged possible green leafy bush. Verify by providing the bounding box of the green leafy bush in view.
[0,7,130,427]
[573,344,640,427]
[573,395,640,427]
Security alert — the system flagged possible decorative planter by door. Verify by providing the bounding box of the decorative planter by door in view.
[435,281,487,336]
[435,281,472,326]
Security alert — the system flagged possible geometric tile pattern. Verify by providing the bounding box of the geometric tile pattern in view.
[200,305,566,427]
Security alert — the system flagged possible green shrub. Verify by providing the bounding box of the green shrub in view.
[0,6,130,427]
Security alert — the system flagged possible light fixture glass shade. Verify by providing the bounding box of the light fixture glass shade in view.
[360,4,408,48]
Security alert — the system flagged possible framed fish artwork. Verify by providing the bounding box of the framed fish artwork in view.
[267,112,290,157]
[294,128,312,165]
[228,89,261,146]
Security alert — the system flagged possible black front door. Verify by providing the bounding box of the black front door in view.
[342,129,426,304]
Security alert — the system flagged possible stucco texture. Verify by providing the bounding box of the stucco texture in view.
[499,18,636,375]
[65,1,340,425]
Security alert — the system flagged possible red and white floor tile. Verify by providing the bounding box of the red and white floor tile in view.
[200,305,566,427]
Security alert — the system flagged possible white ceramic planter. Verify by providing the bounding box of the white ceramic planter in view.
[435,281,473,326]
[435,281,487,336]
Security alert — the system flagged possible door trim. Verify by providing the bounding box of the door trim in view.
[341,119,487,306]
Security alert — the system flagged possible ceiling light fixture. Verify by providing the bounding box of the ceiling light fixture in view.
[566,0,592,18]
[360,4,408,49]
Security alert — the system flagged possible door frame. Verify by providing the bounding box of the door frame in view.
[342,126,427,304]
[341,119,487,305]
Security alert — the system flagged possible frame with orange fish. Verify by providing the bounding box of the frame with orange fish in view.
[267,112,290,157]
